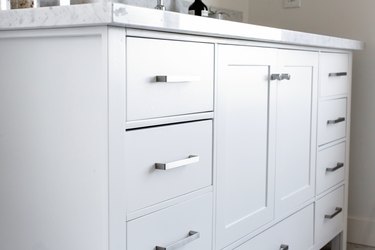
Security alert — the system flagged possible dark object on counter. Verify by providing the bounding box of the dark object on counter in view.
[188,0,208,17]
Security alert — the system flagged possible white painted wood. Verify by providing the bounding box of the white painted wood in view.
[315,186,345,248]
[274,49,318,218]
[0,28,109,250]
[108,27,127,250]
[126,37,214,121]
[216,44,277,249]
[125,121,213,213]
[319,53,349,97]
[127,193,213,250]
[236,204,314,250]
[125,112,214,130]
[317,142,346,195]
[318,98,347,146]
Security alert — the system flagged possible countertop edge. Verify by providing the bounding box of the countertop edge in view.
[0,3,365,51]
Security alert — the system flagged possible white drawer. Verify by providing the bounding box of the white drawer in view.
[318,98,347,145]
[317,142,346,195]
[127,37,214,121]
[127,193,213,250]
[236,204,314,250]
[315,186,345,246]
[125,120,213,213]
[319,53,349,97]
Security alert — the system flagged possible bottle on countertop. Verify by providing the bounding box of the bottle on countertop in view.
[188,0,208,17]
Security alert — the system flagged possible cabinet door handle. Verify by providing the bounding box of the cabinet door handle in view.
[328,72,348,77]
[155,155,200,171]
[270,74,291,81]
[325,207,343,219]
[327,117,346,125]
[270,74,281,81]
[155,75,201,83]
[326,162,344,172]
[280,73,291,81]
[155,231,200,250]
[280,244,289,250]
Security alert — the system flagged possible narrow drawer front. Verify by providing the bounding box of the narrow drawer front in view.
[317,142,346,195]
[318,98,347,145]
[236,205,314,250]
[320,53,349,97]
[125,121,212,212]
[127,37,214,121]
[127,193,213,250]
[315,186,345,245]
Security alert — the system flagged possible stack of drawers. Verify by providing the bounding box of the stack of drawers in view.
[315,52,350,248]
[124,37,215,250]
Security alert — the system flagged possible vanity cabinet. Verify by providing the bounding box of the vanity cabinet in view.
[0,12,357,250]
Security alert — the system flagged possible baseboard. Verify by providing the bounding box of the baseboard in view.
[348,216,375,247]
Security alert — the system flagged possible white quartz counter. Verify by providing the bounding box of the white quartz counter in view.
[0,2,364,50]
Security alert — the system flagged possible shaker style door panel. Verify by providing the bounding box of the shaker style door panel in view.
[216,45,277,249]
[274,50,318,217]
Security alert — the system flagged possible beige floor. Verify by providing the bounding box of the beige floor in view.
[348,243,375,250]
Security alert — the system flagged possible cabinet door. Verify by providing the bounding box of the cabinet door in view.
[274,50,318,217]
[216,45,277,249]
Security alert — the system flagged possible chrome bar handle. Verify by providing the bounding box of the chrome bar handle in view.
[155,155,200,171]
[327,117,346,125]
[270,74,281,81]
[155,75,201,83]
[280,244,289,250]
[325,207,343,219]
[280,73,291,80]
[326,162,344,172]
[329,72,347,77]
[156,231,200,250]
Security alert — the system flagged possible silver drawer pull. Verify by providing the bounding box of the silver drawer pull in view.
[270,74,291,81]
[326,162,344,172]
[155,75,201,83]
[325,207,343,219]
[270,74,281,81]
[327,117,345,125]
[280,73,291,81]
[155,155,200,171]
[280,244,289,250]
[328,72,348,77]
[156,231,200,250]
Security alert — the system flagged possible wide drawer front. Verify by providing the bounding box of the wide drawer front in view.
[127,37,214,121]
[127,193,213,250]
[318,98,347,146]
[317,142,346,195]
[319,53,349,97]
[236,205,314,250]
[125,120,213,213]
[315,186,345,246]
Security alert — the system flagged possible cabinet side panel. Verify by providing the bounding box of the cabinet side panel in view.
[0,29,109,250]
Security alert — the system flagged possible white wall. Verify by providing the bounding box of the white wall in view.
[248,0,375,246]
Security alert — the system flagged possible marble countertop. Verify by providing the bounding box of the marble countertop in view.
[0,3,364,50]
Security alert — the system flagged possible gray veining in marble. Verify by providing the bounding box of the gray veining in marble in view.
[0,2,364,50]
